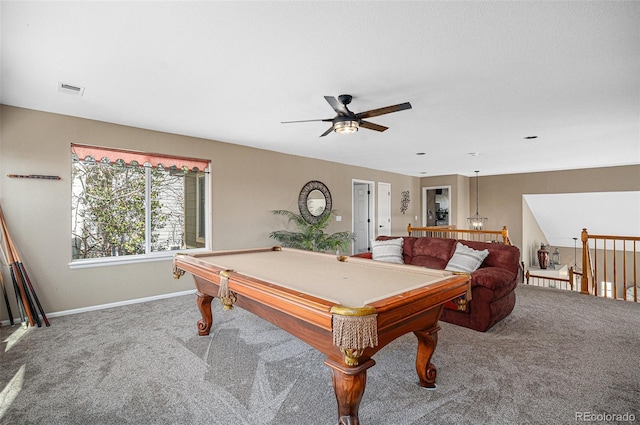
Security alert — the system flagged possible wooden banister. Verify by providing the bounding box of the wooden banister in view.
[581,228,592,294]
[407,224,511,245]
[580,228,639,302]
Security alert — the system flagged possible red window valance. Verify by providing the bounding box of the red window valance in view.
[71,143,209,172]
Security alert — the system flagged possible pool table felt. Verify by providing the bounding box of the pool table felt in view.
[191,248,453,308]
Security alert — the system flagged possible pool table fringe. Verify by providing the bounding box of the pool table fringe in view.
[331,311,378,366]
[217,270,237,310]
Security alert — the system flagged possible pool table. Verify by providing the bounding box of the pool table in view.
[173,246,470,425]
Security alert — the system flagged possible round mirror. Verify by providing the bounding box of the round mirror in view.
[307,189,326,217]
[298,181,332,224]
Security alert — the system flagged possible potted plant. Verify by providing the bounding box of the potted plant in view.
[269,209,355,253]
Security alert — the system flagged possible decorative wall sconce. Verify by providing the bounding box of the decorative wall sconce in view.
[400,191,410,214]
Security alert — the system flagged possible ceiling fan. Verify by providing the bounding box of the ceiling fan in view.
[281,94,412,137]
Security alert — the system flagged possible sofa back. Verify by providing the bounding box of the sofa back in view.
[375,235,519,274]
[458,240,521,275]
[410,237,457,269]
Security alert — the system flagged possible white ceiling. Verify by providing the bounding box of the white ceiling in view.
[1,1,639,177]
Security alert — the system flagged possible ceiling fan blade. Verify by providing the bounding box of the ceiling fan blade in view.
[320,126,335,137]
[359,120,388,132]
[281,118,332,124]
[356,102,412,119]
[324,96,349,116]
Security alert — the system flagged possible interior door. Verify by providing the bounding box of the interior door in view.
[352,182,371,253]
[377,182,391,236]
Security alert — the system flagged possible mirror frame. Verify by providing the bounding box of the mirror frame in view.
[298,180,332,224]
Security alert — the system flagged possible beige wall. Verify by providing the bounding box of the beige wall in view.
[0,106,423,317]
[2,105,638,318]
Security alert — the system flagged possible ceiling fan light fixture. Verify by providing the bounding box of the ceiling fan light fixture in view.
[334,120,359,134]
[282,94,411,137]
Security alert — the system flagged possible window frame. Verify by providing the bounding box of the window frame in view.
[196,174,206,244]
[69,144,211,269]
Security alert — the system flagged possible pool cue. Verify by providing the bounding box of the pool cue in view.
[0,207,48,327]
[10,266,35,327]
[14,262,41,327]
[9,240,49,327]
[0,265,14,325]
[0,239,26,326]
[6,174,61,180]
[0,209,36,327]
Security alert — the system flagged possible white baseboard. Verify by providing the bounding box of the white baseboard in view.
[1,289,196,327]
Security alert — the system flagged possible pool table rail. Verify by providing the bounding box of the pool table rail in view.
[370,273,470,341]
[174,251,336,333]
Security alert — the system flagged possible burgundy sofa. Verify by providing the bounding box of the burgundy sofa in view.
[354,236,521,332]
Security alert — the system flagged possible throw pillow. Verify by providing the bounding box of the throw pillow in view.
[445,242,489,273]
[371,238,404,264]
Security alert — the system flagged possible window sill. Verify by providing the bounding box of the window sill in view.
[68,248,210,269]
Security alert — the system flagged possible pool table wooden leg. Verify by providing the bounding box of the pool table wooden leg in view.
[414,325,440,388]
[324,358,375,425]
[196,291,214,336]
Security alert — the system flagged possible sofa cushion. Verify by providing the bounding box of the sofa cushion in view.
[442,288,516,332]
[471,267,517,291]
[445,242,489,273]
[409,237,456,269]
[411,256,449,269]
[371,238,404,264]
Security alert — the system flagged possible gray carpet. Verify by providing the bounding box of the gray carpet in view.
[1,285,638,425]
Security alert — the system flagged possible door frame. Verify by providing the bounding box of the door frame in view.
[421,185,452,226]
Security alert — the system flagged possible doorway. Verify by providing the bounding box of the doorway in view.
[352,180,374,254]
[422,186,451,226]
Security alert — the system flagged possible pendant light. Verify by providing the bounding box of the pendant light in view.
[467,170,488,230]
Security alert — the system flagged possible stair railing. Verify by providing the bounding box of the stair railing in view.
[580,228,639,302]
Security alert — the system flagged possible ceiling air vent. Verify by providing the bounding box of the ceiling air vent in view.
[58,82,85,96]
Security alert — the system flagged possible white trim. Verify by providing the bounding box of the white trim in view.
[0,289,196,327]
[196,174,207,244]
[421,185,452,227]
[145,166,152,253]
[68,247,210,269]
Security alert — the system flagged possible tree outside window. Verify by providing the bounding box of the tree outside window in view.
[71,144,209,261]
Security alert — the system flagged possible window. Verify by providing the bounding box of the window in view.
[71,144,210,264]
